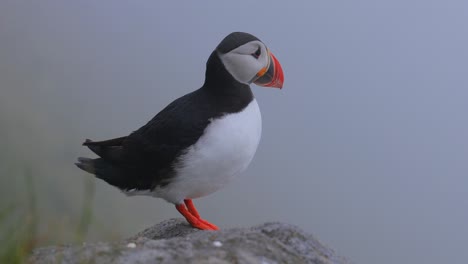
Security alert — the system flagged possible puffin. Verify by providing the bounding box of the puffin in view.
[76,32,284,230]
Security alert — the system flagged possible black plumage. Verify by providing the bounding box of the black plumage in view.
[76,32,256,192]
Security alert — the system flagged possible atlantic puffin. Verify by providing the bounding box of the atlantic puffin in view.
[76,32,284,230]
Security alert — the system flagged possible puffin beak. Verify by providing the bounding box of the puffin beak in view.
[253,51,284,89]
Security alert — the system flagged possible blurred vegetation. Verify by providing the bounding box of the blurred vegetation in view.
[0,89,102,262]
[0,169,38,263]
[0,90,145,263]
[75,176,95,242]
[0,167,95,263]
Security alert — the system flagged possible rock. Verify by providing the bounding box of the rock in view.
[29,218,352,264]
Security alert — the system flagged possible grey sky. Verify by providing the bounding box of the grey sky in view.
[1,1,467,263]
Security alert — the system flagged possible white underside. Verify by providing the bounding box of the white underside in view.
[126,99,262,204]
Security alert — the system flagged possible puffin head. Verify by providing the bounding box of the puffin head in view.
[214,32,284,89]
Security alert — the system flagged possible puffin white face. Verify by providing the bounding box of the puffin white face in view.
[219,40,270,85]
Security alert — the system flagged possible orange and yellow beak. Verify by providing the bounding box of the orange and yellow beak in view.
[253,51,284,89]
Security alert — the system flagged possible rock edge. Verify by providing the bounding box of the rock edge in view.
[29,218,351,264]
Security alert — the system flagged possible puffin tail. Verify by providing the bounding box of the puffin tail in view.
[75,157,98,175]
[75,157,126,188]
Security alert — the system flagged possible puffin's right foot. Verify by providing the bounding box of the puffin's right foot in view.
[175,199,219,230]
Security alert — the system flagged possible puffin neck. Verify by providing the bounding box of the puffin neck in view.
[202,51,251,96]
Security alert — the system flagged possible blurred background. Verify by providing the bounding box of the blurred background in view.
[1,1,467,263]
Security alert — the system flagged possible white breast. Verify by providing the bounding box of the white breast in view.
[154,99,262,204]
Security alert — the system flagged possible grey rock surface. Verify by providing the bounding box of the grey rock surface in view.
[29,218,352,264]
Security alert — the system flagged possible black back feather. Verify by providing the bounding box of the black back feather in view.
[76,32,257,191]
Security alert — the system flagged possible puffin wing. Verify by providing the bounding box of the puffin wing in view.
[77,90,214,190]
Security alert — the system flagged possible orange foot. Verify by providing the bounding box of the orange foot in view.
[175,199,219,230]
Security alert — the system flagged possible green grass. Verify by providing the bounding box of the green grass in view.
[0,168,95,263]
[0,169,38,264]
[75,177,95,242]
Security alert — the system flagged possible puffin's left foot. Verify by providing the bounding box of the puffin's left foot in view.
[175,199,219,230]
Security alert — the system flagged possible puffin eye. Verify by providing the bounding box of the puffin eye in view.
[251,47,261,59]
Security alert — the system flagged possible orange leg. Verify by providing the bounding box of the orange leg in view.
[184,199,219,230]
[184,199,201,218]
[175,199,219,230]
